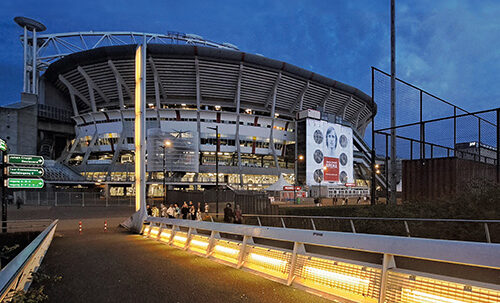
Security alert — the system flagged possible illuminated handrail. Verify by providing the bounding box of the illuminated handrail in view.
[142,217,500,303]
[0,220,58,301]
[206,213,499,242]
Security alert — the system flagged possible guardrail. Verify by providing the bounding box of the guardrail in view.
[0,220,53,233]
[142,217,500,303]
[203,213,500,243]
[0,220,58,301]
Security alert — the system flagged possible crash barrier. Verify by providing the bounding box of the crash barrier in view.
[0,220,58,301]
[142,217,500,303]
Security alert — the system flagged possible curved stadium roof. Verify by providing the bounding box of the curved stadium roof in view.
[44,44,375,133]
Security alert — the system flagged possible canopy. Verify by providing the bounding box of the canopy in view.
[264,174,292,191]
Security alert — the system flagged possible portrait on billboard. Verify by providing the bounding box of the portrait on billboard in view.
[325,127,337,157]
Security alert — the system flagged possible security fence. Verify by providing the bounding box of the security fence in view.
[370,67,499,203]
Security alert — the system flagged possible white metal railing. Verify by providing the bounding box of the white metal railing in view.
[142,217,500,303]
[0,220,58,301]
[205,213,500,243]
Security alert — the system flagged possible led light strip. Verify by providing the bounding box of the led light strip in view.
[401,289,466,303]
[173,235,187,243]
[303,266,370,286]
[190,239,209,248]
[249,253,287,267]
[214,245,239,255]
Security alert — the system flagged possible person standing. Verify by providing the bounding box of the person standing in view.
[146,204,152,216]
[151,205,160,217]
[234,205,243,224]
[16,196,23,209]
[196,202,203,221]
[174,204,180,218]
[160,203,167,217]
[223,203,234,223]
[190,205,196,220]
[181,202,189,219]
[167,204,175,218]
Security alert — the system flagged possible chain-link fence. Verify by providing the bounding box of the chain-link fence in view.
[371,67,499,203]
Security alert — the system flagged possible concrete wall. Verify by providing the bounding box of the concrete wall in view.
[0,108,19,153]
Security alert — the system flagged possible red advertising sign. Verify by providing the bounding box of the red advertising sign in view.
[345,183,356,187]
[323,157,339,181]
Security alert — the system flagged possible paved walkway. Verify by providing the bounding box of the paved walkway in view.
[39,225,332,303]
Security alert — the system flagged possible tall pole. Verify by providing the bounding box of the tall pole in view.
[1,149,6,233]
[134,38,146,214]
[389,0,397,204]
[215,125,219,218]
[163,145,166,206]
[32,28,37,94]
[371,67,376,205]
[23,26,27,92]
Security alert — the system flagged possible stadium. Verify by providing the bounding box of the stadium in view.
[1,19,376,198]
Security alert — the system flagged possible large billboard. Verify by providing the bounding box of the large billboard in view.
[305,119,353,186]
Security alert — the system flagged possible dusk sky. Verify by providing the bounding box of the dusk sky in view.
[1,0,499,115]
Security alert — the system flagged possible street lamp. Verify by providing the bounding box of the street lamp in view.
[294,154,304,204]
[162,140,172,206]
[207,126,219,217]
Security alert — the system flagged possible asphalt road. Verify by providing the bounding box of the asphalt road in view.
[38,226,332,303]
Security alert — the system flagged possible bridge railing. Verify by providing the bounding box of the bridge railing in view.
[142,217,500,303]
[0,219,53,233]
[0,220,58,301]
[205,213,500,243]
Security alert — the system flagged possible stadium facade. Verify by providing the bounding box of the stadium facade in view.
[0,21,375,197]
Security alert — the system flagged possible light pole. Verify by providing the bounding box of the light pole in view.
[294,154,304,204]
[207,126,219,217]
[162,140,172,206]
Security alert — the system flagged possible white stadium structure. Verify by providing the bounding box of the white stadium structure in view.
[0,19,376,198]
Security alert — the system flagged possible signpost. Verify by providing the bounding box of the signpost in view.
[7,154,44,165]
[7,178,44,189]
[1,145,45,232]
[7,167,44,177]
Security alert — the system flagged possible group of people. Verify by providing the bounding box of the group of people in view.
[146,202,210,221]
[223,203,243,224]
[146,201,243,224]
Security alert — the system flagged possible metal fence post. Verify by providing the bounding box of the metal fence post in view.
[404,220,411,237]
[287,242,305,286]
[82,192,85,207]
[496,109,499,183]
[378,253,395,303]
[206,230,217,257]
[257,216,262,226]
[237,235,252,269]
[350,219,356,233]
[484,223,491,243]
[54,192,58,207]
[280,217,286,228]
[310,218,316,230]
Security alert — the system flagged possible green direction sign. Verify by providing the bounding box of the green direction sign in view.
[7,178,44,189]
[7,167,44,177]
[7,154,44,165]
[0,139,6,152]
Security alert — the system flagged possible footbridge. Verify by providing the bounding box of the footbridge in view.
[1,212,500,302]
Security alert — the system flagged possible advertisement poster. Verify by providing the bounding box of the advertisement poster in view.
[305,119,353,186]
